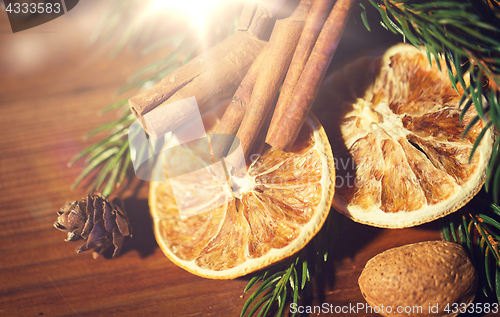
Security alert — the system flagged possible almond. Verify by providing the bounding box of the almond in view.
[358,241,477,317]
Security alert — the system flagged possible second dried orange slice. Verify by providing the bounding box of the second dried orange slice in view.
[314,44,495,228]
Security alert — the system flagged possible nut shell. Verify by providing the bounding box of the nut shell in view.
[358,241,477,317]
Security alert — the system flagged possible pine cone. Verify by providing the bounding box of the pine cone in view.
[54,194,132,258]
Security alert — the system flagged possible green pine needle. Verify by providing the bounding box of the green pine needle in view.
[442,200,500,302]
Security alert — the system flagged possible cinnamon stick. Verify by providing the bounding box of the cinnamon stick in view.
[267,0,335,140]
[215,45,268,136]
[265,0,357,151]
[211,0,289,160]
[129,32,265,139]
[211,44,268,160]
[236,0,312,158]
[237,1,283,38]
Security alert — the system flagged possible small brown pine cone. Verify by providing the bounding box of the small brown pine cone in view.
[54,193,132,259]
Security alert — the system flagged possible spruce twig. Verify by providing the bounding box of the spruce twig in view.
[442,199,500,302]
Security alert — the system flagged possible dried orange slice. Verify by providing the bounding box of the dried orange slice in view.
[313,44,494,228]
[149,109,335,279]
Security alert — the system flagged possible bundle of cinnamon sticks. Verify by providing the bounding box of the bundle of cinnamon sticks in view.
[129,0,356,162]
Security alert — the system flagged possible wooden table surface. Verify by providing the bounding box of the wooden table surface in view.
[0,2,491,316]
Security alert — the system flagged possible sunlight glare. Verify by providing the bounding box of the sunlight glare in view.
[149,0,233,28]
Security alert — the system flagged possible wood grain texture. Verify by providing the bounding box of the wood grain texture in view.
[0,2,491,316]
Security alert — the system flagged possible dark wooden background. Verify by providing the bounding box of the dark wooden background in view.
[0,1,492,316]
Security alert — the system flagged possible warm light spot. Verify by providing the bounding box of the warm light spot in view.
[149,0,236,28]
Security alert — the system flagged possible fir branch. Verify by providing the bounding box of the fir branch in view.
[363,0,500,202]
[69,101,134,196]
[442,198,500,301]
[242,256,304,317]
